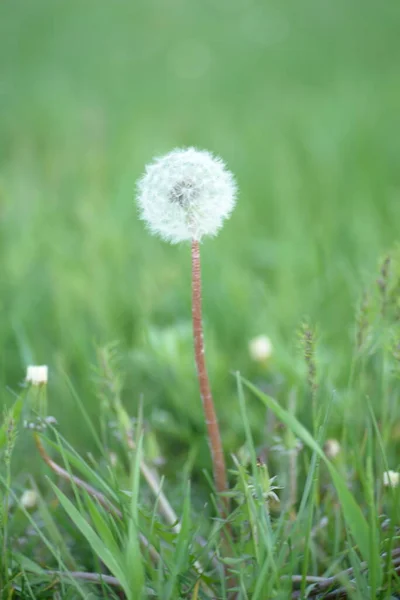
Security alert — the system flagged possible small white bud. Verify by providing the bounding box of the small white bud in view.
[20,489,38,509]
[109,452,118,467]
[383,470,399,488]
[249,335,273,362]
[26,365,48,386]
[324,439,341,459]
[136,147,237,244]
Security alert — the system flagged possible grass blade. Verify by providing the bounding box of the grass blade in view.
[50,482,129,593]
[124,433,145,600]
[241,376,373,565]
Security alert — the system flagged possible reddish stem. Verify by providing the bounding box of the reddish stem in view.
[191,240,228,505]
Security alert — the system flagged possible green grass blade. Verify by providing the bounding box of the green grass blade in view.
[164,482,191,600]
[124,433,145,600]
[42,432,121,505]
[30,478,76,569]
[14,553,45,575]
[0,396,23,449]
[62,370,105,455]
[241,376,373,564]
[85,494,122,558]
[50,482,129,593]
[0,477,88,599]
[14,554,91,598]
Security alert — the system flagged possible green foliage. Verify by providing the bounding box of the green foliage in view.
[2,317,400,598]
[241,376,373,567]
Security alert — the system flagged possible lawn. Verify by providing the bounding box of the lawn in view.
[1,1,400,598]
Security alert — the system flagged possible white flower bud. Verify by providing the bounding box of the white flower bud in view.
[324,439,341,459]
[20,489,38,509]
[383,470,399,488]
[109,452,118,467]
[136,147,237,243]
[26,365,48,386]
[249,335,273,362]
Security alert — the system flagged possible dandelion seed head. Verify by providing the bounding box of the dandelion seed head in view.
[249,335,273,362]
[136,147,237,243]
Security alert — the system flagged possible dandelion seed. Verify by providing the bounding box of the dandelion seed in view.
[26,365,48,386]
[137,147,237,244]
[383,470,399,487]
[249,335,273,362]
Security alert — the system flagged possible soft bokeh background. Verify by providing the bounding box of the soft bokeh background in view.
[1,0,400,466]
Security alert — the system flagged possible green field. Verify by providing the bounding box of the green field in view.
[1,1,400,598]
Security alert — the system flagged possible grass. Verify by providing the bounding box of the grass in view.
[1,0,400,597]
[3,301,400,598]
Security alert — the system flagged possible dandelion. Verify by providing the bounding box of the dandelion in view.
[383,470,399,488]
[249,335,273,362]
[137,147,236,244]
[324,439,341,459]
[20,489,38,509]
[137,147,237,508]
[26,365,48,386]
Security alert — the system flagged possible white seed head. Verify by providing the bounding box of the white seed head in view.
[249,335,273,362]
[136,147,237,243]
[383,470,399,488]
[26,365,48,386]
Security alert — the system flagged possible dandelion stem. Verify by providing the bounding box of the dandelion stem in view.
[191,240,228,508]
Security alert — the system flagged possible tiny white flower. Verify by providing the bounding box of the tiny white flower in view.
[20,489,38,509]
[26,365,48,386]
[249,335,273,362]
[324,439,341,459]
[383,470,399,488]
[136,147,237,243]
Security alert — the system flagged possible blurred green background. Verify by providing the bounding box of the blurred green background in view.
[1,0,400,463]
